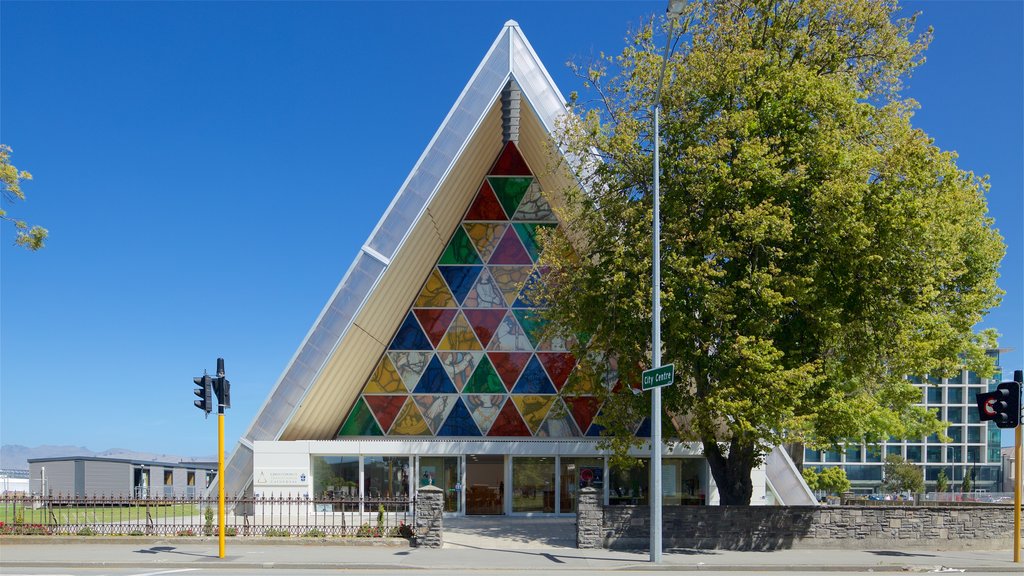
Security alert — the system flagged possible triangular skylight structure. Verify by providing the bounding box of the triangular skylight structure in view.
[221,21,580,498]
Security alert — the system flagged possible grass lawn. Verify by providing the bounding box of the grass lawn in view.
[0,503,201,524]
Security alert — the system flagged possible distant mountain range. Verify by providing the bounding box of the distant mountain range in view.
[1,445,216,471]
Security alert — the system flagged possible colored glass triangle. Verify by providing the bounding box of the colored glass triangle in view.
[413,355,458,394]
[487,398,531,436]
[486,310,533,352]
[488,177,533,218]
[488,226,532,265]
[463,308,506,347]
[512,395,556,435]
[437,351,485,392]
[364,395,406,433]
[438,265,482,305]
[513,267,548,308]
[488,352,533,391]
[512,309,546,349]
[389,312,433,351]
[439,226,483,265]
[415,269,457,308]
[511,355,556,394]
[512,183,556,222]
[490,265,532,305]
[489,141,532,176]
[337,397,383,437]
[363,355,406,394]
[437,311,483,351]
[465,180,508,221]
[413,395,457,435]
[463,223,507,262]
[536,399,580,437]
[464,394,507,435]
[513,223,556,263]
[634,417,652,438]
[390,398,431,436]
[537,353,576,391]
[567,397,602,433]
[413,308,457,348]
[387,351,432,392]
[462,355,505,394]
[462,267,505,308]
[436,397,482,436]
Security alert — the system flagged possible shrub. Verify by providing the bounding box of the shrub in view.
[128,530,145,536]
[263,528,290,537]
[203,507,214,536]
[176,529,195,537]
[356,523,382,538]
[76,527,97,536]
[303,528,326,538]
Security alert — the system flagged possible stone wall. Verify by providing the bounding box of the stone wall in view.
[413,485,444,548]
[578,501,1019,550]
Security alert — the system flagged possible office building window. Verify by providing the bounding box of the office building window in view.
[947,387,963,404]
[926,446,943,463]
[967,427,981,443]
[164,471,173,485]
[927,387,942,404]
[946,407,963,423]
[967,370,982,384]
[947,446,962,462]
[845,445,862,462]
[906,446,922,462]
[804,449,822,463]
[947,426,963,443]
[945,370,962,384]
[886,445,903,458]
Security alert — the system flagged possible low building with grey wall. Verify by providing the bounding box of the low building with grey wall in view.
[29,456,216,497]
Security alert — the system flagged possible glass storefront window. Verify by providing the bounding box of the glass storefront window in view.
[662,459,704,505]
[313,456,359,498]
[559,457,604,513]
[364,456,411,503]
[610,459,649,505]
[419,456,461,513]
[512,457,555,513]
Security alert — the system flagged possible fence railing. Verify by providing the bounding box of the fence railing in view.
[0,494,415,538]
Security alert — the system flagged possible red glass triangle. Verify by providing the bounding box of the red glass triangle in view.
[466,181,508,221]
[567,397,602,433]
[537,353,576,391]
[463,309,507,348]
[413,308,458,348]
[487,398,532,436]
[488,226,532,265]
[364,395,407,433]
[489,141,533,176]
[488,352,533,391]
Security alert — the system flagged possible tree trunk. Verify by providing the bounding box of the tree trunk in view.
[703,439,756,505]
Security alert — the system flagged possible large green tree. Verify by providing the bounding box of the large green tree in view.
[539,0,1004,504]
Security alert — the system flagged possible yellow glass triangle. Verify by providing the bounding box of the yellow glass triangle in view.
[363,355,405,394]
[390,397,431,435]
[437,311,483,351]
[512,395,556,435]
[490,266,533,306]
[415,269,457,308]
[463,223,507,262]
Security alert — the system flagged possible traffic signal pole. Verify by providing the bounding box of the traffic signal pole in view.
[218,403,226,559]
[1014,370,1022,564]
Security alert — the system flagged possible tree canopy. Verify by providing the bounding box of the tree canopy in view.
[538,0,1004,504]
[0,144,47,250]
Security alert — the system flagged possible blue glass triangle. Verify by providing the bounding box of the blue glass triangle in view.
[390,312,433,350]
[634,417,651,438]
[511,355,556,394]
[413,355,458,394]
[436,397,482,436]
[438,265,483,305]
[586,410,606,437]
[513,268,547,308]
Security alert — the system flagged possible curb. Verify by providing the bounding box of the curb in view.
[0,535,411,546]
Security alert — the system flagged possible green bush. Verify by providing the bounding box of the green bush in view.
[263,528,290,537]
[129,530,145,536]
[76,527,97,536]
[303,528,326,538]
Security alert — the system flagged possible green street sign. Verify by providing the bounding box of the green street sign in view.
[642,364,675,391]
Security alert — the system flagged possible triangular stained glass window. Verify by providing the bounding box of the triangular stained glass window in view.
[363,355,406,394]
[463,308,506,347]
[436,397,482,436]
[413,355,458,394]
[338,398,383,437]
[537,352,576,391]
[413,309,458,348]
[491,266,533,305]
[512,182,556,222]
[536,399,580,437]
[462,355,506,394]
[437,351,485,392]
[437,311,483,351]
[439,226,483,265]
[465,180,508,221]
[489,141,532,176]
[512,395,556,435]
[365,395,406,433]
[462,268,505,308]
[414,395,457,435]
[465,394,506,435]
[567,397,602,433]
[463,223,507,263]
[488,352,533,391]
[488,177,533,218]
[388,351,432,392]
[415,269,457,307]
[513,223,556,263]
[390,398,431,436]
[488,227,532,266]
[512,309,546,350]
[511,355,556,395]
[487,399,531,436]
[487,310,533,352]
[438,265,482,305]
[389,312,433,351]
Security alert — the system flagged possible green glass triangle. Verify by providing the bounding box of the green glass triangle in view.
[439,226,483,265]
[513,223,556,263]
[463,355,506,394]
[512,309,546,350]
[488,177,533,219]
[337,397,383,436]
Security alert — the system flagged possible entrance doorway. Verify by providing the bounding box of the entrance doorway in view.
[465,455,503,515]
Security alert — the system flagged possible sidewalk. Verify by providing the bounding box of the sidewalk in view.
[1,538,1021,572]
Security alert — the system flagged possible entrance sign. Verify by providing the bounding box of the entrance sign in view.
[642,364,675,391]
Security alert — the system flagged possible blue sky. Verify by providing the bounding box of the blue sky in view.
[1,1,1021,457]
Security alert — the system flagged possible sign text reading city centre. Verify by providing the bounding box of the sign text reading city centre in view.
[642,364,675,391]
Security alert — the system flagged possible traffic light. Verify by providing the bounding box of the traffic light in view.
[976,381,1021,429]
[213,377,231,409]
[193,375,212,414]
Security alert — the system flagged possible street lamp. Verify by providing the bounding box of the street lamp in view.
[651,0,687,564]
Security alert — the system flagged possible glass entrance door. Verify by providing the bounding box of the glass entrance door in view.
[465,455,504,515]
[418,456,461,513]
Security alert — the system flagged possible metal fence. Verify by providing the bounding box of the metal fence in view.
[0,494,415,538]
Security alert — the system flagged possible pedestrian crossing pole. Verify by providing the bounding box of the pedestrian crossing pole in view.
[216,357,227,559]
[1014,369,1021,564]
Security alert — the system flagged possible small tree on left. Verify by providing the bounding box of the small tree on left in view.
[0,144,47,250]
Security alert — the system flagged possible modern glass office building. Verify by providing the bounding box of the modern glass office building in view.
[803,350,1005,494]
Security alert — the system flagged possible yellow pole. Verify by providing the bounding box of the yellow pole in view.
[217,405,225,557]
[1014,421,1021,563]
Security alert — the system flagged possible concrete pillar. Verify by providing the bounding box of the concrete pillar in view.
[414,485,444,548]
[576,486,603,549]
